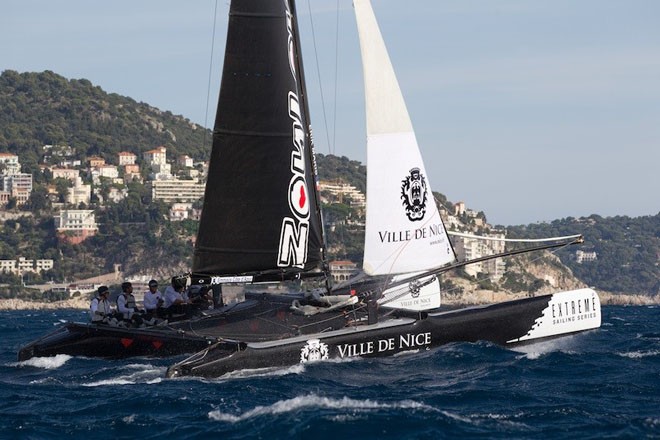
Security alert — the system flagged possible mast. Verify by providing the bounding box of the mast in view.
[288,0,331,286]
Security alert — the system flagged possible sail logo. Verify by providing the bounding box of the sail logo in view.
[300,339,329,363]
[278,4,310,269]
[401,168,428,221]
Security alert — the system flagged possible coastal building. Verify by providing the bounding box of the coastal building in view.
[169,202,193,221]
[0,153,21,175]
[319,181,366,208]
[143,146,167,166]
[118,151,137,166]
[452,232,506,280]
[177,155,194,168]
[1,173,33,205]
[51,168,79,181]
[123,163,142,182]
[329,260,359,283]
[0,257,54,275]
[151,178,205,203]
[88,156,105,168]
[576,250,598,264]
[66,177,91,206]
[54,209,98,244]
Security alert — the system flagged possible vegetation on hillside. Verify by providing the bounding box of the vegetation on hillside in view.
[506,214,659,295]
[0,70,212,169]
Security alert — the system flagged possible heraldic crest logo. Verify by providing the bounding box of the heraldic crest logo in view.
[401,167,428,221]
[300,339,329,363]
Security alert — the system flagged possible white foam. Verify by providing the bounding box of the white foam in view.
[512,334,584,360]
[83,364,166,387]
[225,363,306,379]
[617,350,659,359]
[15,354,72,369]
[208,394,433,423]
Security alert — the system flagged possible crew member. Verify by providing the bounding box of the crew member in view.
[117,281,144,327]
[143,279,165,320]
[90,286,112,323]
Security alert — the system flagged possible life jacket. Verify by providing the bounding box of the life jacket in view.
[90,296,111,321]
[118,293,137,319]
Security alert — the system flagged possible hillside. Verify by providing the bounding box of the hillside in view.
[507,215,659,295]
[0,70,657,301]
[0,70,212,170]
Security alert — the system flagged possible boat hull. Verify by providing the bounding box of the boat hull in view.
[17,295,353,361]
[17,322,215,361]
[167,289,601,378]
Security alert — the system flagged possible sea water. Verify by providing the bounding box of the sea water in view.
[0,306,658,439]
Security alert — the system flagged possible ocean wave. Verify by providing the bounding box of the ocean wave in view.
[208,394,435,423]
[512,336,580,360]
[218,363,307,381]
[83,364,166,386]
[617,350,659,359]
[13,354,72,369]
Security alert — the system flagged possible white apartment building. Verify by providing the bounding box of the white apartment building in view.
[52,168,79,181]
[319,181,366,208]
[452,233,506,280]
[54,209,98,244]
[143,146,167,166]
[66,177,91,206]
[151,179,205,203]
[55,209,98,230]
[576,250,598,263]
[329,260,359,283]
[169,202,193,221]
[118,151,137,166]
[1,173,33,205]
[0,258,54,275]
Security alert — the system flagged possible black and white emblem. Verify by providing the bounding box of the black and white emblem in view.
[300,339,329,363]
[401,167,428,221]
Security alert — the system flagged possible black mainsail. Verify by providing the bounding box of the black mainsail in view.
[193,0,326,283]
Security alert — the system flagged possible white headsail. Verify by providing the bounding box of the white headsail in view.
[354,0,454,276]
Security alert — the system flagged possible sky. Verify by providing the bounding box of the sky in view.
[2,0,659,226]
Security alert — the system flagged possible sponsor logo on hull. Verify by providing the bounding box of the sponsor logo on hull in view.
[507,288,601,343]
[298,332,432,364]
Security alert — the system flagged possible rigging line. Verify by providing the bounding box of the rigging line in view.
[457,239,578,297]
[331,0,340,155]
[305,0,333,155]
[203,0,220,140]
[447,231,582,243]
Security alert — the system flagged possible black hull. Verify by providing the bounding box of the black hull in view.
[167,291,602,378]
[17,322,216,361]
[17,294,360,361]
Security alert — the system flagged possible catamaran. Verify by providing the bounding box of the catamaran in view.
[19,0,600,368]
[165,0,601,378]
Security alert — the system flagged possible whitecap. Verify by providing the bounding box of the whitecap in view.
[14,354,72,369]
[83,365,166,386]
[208,394,435,423]
[617,350,659,359]
[512,336,579,360]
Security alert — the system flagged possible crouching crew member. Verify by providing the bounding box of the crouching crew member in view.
[163,277,190,317]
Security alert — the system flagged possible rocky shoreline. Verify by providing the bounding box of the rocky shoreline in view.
[0,290,656,311]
